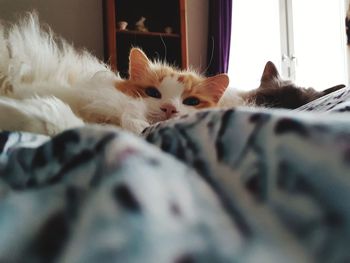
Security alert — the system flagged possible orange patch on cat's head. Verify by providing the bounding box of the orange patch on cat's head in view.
[177,76,185,83]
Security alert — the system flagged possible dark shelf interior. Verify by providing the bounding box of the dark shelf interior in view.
[115,0,180,33]
[114,0,182,77]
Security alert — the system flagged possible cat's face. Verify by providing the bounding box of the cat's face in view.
[117,48,229,123]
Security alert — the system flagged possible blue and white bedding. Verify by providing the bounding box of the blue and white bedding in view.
[1,87,350,263]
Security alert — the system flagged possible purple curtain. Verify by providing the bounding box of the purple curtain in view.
[206,0,232,76]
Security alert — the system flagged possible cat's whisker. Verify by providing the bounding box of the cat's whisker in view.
[202,36,215,75]
[147,112,162,119]
[146,109,166,123]
[159,35,167,62]
[134,91,143,99]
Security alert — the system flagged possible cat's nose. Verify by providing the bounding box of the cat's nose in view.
[160,103,178,119]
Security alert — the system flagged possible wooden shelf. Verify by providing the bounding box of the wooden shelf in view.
[116,29,180,38]
[103,0,187,72]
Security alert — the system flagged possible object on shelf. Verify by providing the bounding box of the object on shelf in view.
[135,16,148,32]
[117,21,128,30]
[164,26,173,34]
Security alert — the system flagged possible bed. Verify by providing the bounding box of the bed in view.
[1,87,350,263]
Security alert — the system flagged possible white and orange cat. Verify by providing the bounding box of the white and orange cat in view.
[0,14,229,136]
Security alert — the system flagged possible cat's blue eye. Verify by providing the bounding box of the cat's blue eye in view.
[145,87,161,99]
[183,97,200,106]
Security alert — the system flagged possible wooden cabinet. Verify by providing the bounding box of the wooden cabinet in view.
[103,0,187,77]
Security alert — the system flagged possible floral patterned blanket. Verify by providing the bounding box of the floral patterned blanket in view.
[1,87,350,263]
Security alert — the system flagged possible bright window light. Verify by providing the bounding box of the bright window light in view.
[228,0,348,91]
[292,0,348,90]
[228,0,282,90]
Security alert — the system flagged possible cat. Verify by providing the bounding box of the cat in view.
[219,61,345,109]
[0,13,229,136]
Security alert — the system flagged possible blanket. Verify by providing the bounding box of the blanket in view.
[1,87,350,263]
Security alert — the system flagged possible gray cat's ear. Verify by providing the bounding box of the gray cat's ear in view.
[129,48,151,81]
[261,61,280,82]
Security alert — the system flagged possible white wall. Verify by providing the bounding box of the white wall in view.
[0,0,104,59]
[186,0,209,72]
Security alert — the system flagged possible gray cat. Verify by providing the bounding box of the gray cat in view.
[220,61,345,109]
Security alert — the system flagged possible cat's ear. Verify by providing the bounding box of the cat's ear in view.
[261,61,280,82]
[200,74,229,103]
[129,48,151,81]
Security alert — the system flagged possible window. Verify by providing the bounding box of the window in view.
[228,0,349,91]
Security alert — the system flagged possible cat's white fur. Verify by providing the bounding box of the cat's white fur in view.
[0,14,149,135]
[0,96,84,136]
[218,87,245,108]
